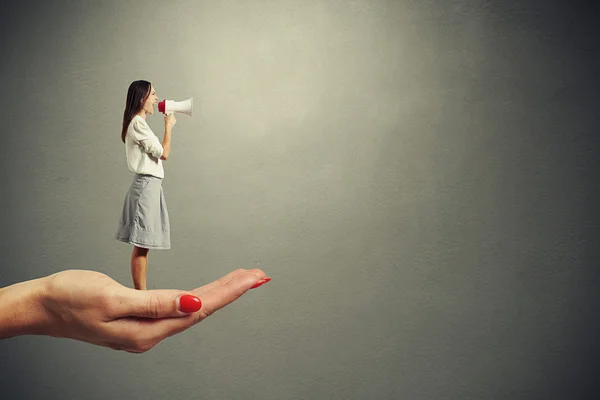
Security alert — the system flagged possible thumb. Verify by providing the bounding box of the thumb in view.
[118,289,203,319]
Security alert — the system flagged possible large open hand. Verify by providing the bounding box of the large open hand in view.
[39,268,269,353]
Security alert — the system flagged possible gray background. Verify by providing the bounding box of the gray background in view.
[1,0,598,399]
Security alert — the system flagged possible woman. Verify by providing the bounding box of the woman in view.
[115,80,176,290]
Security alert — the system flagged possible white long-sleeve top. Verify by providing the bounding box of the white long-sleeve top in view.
[124,115,164,178]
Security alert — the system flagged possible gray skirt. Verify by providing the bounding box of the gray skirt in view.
[115,174,170,250]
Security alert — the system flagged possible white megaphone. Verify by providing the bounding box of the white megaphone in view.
[157,97,193,116]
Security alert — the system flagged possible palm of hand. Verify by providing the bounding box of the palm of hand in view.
[41,268,265,353]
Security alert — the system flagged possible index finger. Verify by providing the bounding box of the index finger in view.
[191,268,266,318]
[152,269,267,339]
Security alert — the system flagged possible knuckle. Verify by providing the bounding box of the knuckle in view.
[116,326,159,353]
[131,339,157,353]
[195,308,213,323]
[145,295,163,318]
[107,342,127,351]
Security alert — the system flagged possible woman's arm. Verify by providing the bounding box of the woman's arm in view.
[160,124,172,160]
[160,113,176,160]
[0,276,50,339]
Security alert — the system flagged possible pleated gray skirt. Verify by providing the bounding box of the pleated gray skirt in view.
[115,174,170,250]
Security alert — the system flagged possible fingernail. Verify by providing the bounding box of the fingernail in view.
[177,294,202,313]
[251,277,271,289]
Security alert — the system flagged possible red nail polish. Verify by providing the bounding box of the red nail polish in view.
[251,277,271,289]
[178,294,202,313]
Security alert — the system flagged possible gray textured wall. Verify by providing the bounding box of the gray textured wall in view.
[1,1,598,399]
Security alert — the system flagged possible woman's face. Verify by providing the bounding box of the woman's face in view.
[141,85,158,115]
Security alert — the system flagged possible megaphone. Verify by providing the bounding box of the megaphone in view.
[158,97,193,116]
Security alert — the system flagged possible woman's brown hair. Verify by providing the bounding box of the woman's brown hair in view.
[121,80,151,143]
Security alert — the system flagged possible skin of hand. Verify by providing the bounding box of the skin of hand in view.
[165,113,176,127]
[2,268,269,353]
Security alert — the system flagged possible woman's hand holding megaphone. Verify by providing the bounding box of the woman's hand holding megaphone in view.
[165,113,177,128]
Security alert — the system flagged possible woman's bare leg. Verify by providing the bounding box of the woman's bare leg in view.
[131,245,150,290]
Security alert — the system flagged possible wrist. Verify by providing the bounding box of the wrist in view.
[0,276,51,339]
